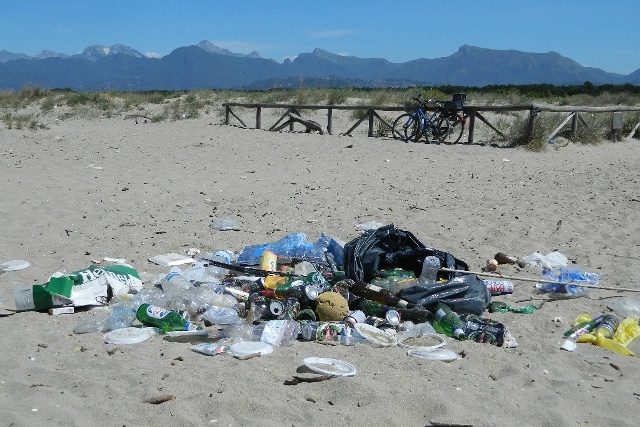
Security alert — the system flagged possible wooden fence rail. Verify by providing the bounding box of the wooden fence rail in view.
[222,102,640,143]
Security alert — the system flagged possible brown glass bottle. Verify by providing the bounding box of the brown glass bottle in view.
[347,280,414,308]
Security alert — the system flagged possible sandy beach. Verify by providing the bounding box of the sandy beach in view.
[1,107,640,427]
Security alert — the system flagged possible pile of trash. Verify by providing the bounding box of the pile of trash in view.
[4,223,640,368]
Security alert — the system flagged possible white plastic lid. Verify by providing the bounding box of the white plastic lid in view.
[0,260,31,271]
[303,357,357,377]
[407,348,458,362]
[104,327,153,344]
[354,323,397,347]
[230,341,273,357]
[397,333,446,351]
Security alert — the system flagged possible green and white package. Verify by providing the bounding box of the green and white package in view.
[13,264,142,312]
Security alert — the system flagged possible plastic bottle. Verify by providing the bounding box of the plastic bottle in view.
[204,250,231,278]
[594,314,620,338]
[419,256,441,286]
[136,303,202,333]
[163,270,193,292]
[431,302,466,340]
[105,301,136,331]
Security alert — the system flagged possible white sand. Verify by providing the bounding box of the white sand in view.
[1,109,640,426]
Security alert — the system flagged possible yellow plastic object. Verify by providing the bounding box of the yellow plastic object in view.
[263,274,288,290]
[572,313,592,326]
[613,317,640,347]
[577,332,635,357]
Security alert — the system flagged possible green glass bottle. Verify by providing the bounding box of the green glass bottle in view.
[136,303,202,333]
[431,302,466,340]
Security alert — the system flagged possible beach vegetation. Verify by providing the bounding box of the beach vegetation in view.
[0,84,638,149]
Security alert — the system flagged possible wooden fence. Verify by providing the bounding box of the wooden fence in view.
[222,102,640,143]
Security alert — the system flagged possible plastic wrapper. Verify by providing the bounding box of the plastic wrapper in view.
[397,274,491,315]
[201,305,243,325]
[236,233,327,265]
[535,268,600,298]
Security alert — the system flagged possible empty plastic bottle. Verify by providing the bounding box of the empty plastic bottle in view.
[419,256,441,286]
[105,301,136,331]
[163,270,193,292]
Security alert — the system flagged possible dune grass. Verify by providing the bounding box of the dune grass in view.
[1,85,639,149]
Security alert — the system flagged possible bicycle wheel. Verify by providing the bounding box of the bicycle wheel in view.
[392,113,412,141]
[431,116,451,143]
[442,112,465,144]
[403,114,423,142]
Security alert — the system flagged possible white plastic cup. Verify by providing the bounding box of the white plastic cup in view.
[13,286,35,311]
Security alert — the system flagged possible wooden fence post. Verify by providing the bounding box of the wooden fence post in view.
[468,109,475,144]
[368,109,374,137]
[526,108,536,141]
[256,106,262,129]
[327,108,333,135]
[225,106,230,125]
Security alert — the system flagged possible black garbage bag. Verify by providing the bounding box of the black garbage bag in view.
[343,224,469,283]
[397,274,491,315]
[343,224,490,315]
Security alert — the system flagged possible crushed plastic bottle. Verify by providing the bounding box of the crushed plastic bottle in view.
[105,301,136,331]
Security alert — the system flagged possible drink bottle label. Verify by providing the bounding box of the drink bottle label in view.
[146,305,170,319]
[183,321,201,331]
[435,308,446,321]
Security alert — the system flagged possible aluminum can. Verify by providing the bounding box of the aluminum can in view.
[483,280,514,295]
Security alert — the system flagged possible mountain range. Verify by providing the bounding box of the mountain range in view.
[1,41,638,91]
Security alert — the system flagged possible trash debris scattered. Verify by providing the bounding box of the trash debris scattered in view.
[8,222,639,396]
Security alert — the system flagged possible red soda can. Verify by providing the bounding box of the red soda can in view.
[483,280,513,295]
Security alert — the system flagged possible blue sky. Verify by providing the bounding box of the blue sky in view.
[1,0,638,75]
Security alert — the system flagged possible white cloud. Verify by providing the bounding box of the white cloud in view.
[145,52,162,58]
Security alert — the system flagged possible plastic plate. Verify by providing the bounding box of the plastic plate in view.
[407,348,458,362]
[397,333,446,351]
[0,260,31,271]
[303,357,357,377]
[104,327,153,344]
[229,341,273,357]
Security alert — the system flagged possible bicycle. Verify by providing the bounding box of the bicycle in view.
[438,97,468,144]
[392,95,450,143]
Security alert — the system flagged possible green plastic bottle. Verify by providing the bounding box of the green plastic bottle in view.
[136,303,202,333]
[431,302,466,340]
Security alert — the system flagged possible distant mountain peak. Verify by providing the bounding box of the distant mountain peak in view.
[196,40,261,58]
[75,44,145,61]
